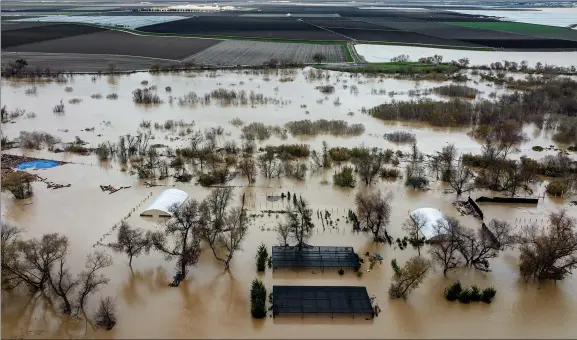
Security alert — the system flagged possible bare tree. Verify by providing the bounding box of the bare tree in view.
[449,163,474,196]
[353,147,387,185]
[17,233,69,292]
[109,221,151,269]
[428,217,463,276]
[486,219,515,250]
[388,256,431,299]
[48,244,77,315]
[518,209,577,281]
[238,156,257,185]
[150,200,202,279]
[76,251,113,315]
[1,223,24,291]
[455,227,498,272]
[402,212,427,256]
[200,188,248,269]
[258,150,281,178]
[355,190,393,242]
[285,196,314,250]
[94,296,117,330]
[276,222,290,247]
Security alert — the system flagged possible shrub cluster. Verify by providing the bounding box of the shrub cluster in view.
[197,168,229,186]
[432,85,479,99]
[285,119,365,137]
[333,166,356,188]
[264,144,310,159]
[383,131,416,143]
[445,281,496,304]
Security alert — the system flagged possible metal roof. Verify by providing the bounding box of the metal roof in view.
[272,286,374,317]
[272,246,360,270]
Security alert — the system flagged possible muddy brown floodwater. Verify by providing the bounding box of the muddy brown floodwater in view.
[1,68,577,339]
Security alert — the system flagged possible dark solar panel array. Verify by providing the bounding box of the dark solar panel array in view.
[272,246,360,270]
[273,286,374,317]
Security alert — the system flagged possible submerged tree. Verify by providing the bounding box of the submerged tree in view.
[238,156,257,185]
[200,188,248,269]
[2,171,34,199]
[449,164,475,196]
[402,212,427,256]
[94,296,117,330]
[353,147,387,186]
[75,251,113,315]
[428,217,463,276]
[285,196,314,250]
[109,221,151,269]
[276,221,290,247]
[150,200,202,279]
[388,257,431,299]
[518,210,577,281]
[355,190,393,243]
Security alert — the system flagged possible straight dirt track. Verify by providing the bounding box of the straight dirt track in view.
[3,30,221,60]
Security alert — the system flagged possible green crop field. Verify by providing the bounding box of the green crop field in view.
[448,21,577,41]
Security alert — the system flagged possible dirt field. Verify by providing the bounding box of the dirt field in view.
[1,23,105,49]
[188,40,347,65]
[1,52,175,72]
[138,17,345,41]
[3,30,221,60]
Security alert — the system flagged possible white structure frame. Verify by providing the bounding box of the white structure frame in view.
[140,189,189,218]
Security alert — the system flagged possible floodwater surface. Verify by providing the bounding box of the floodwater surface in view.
[1,69,577,339]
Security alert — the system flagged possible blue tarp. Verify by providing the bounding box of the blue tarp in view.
[16,160,60,170]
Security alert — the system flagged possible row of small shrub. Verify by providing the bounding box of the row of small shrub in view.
[445,281,496,304]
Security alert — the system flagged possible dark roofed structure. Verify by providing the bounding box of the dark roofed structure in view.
[271,246,360,271]
[272,286,374,318]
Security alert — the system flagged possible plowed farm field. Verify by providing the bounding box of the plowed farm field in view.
[187,40,348,66]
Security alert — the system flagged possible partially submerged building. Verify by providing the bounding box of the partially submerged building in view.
[140,189,188,218]
[409,207,449,242]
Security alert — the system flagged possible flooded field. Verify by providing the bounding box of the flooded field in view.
[2,68,577,339]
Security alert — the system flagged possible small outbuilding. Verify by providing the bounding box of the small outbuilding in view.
[409,208,448,241]
[140,189,188,218]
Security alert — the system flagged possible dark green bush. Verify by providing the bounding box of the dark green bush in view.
[444,281,462,301]
[470,285,482,302]
[481,287,497,303]
[333,166,356,188]
[338,269,344,275]
[256,243,268,272]
[250,279,267,318]
[458,288,472,304]
[198,168,229,186]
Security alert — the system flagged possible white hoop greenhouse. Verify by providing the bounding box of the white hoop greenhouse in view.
[140,189,189,218]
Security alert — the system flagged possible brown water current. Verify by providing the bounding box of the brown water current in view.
[1,69,577,339]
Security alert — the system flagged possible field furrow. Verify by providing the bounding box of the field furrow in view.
[187,40,347,66]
